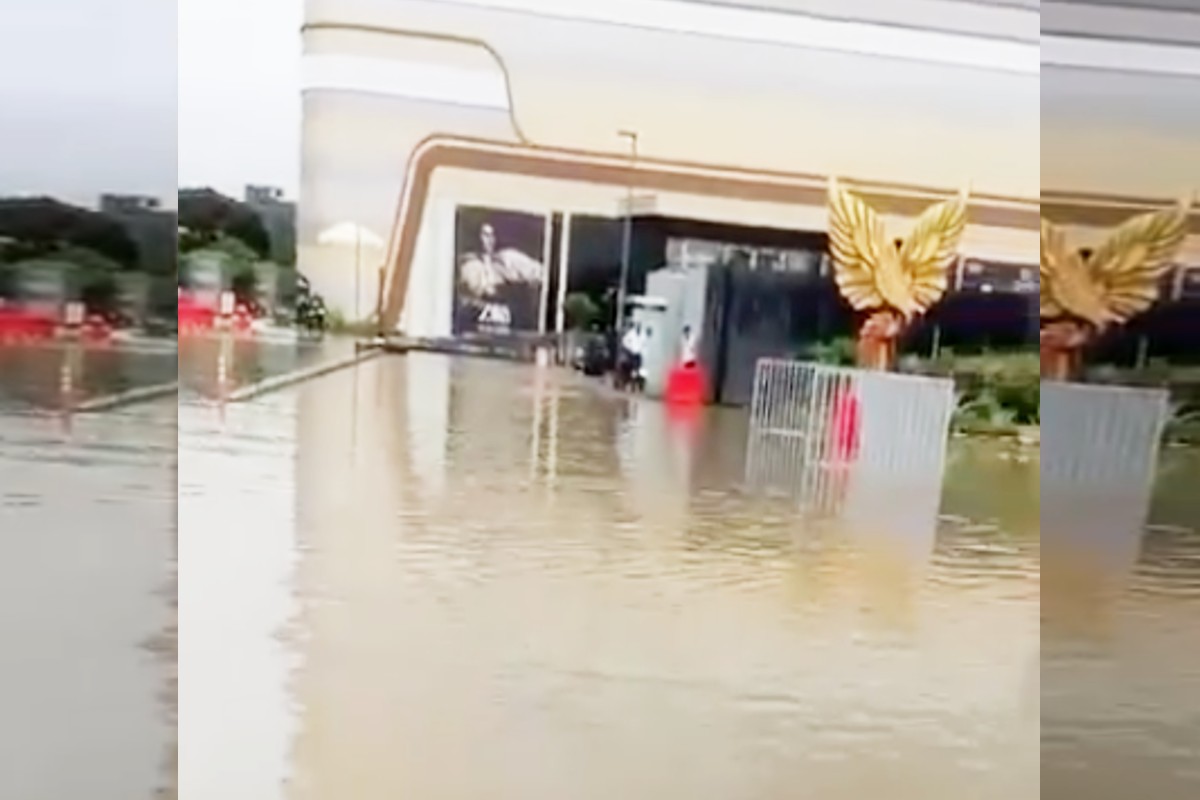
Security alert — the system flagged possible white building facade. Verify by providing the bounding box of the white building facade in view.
[297,0,1197,331]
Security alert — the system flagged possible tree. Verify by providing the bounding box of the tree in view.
[57,247,123,314]
[181,234,263,304]
[1,248,121,313]
[57,245,124,275]
[0,236,16,297]
[178,226,208,254]
[0,262,16,298]
[230,265,259,303]
[177,188,271,258]
[0,197,139,268]
[203,234,258,265]
[80,271,120,314]
[563,292,602,330]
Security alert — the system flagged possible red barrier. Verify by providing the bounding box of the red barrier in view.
[0,307,56,343]
[178,294,215,336]
[665,362,706,406]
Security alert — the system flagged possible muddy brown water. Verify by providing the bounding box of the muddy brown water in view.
[181,353,1042,799]
[0,397,177,800]
[1042,444,1200,799]
[10,340,1196,799]
[0,339,176,412]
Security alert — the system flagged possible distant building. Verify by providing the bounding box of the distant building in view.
[244,185,296,266]
[244,185,283,205]
[99,194,162,216]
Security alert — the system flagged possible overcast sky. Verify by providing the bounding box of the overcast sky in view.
[0,0,301,208]
[178,0,302,200]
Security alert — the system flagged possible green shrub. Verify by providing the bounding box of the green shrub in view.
[922,349,1040,431]
[797,341,1040,434]
[1165,403,1200,445]
[803,336,856,366]
[563,292,601,331]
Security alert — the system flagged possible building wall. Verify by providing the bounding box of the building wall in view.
[392,168,1039,337]
[1040,1,1200,285]
[300,0,1041,322]
[1042,67,1200,200]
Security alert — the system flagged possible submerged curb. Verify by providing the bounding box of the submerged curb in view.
[74,381,180,413]
[225,347,382,403]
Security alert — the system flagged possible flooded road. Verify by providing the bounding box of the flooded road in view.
[0,339,176,413]
[178,333,350,402]
[1042,441,1200,799]
[0,395,177,799]
[181,353,1040,799]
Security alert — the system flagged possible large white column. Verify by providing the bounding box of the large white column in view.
[555,212,573,334]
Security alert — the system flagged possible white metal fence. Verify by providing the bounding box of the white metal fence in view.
[1040,382,1168,491]
[745,359,956,513]
[1041,382,1169,578]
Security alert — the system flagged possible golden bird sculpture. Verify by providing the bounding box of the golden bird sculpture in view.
[1040,200,1190,381]
[827,178,969,370]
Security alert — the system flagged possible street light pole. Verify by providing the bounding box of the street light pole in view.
[616,129,638,330]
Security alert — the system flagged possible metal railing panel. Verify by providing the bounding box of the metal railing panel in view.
[746,360,956,512]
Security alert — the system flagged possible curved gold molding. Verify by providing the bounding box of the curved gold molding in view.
[303,21,1193,216]
[302,22,532,143]
[373,135,1041,330]
[302,21,1038,205]
[303,22,1046,331]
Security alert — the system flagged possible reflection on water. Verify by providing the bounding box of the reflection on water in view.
[0,400,176,799]
[178,393,300,800]
[1041,387,1200,798]
[0,340,177,412]
[181,354,1039,799]
[178,334,352,401]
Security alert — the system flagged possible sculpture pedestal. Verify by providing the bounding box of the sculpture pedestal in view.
[1040,320,1089,382]
[856,310,902,371]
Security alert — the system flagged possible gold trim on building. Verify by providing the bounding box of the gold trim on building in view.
[376,135,1040,329]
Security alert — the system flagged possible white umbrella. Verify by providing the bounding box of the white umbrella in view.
[317,222,385,322]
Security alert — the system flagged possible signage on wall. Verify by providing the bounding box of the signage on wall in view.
[1179,266,1200,300]
[958,259,1038,294]
[666,238,720,269]
[666,237,823,278]
[736,246,822,276]
[452,205,548,336]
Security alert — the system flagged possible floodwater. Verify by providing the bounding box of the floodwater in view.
[180,353,1041,799]
[0,339,177,412]
[1042,442,1200,798]
[178,332,354,402]
[0,386,177,799]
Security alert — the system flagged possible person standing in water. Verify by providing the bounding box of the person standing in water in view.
[618,322,644,390]
[679,324,698,367]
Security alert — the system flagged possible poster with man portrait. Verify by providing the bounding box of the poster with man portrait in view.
[452,206,547,336]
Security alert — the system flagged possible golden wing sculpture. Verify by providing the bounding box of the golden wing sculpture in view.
[827,178,969,321]
[1041,201,1190,330]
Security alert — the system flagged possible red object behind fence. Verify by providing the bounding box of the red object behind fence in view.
[829,388,861,463]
